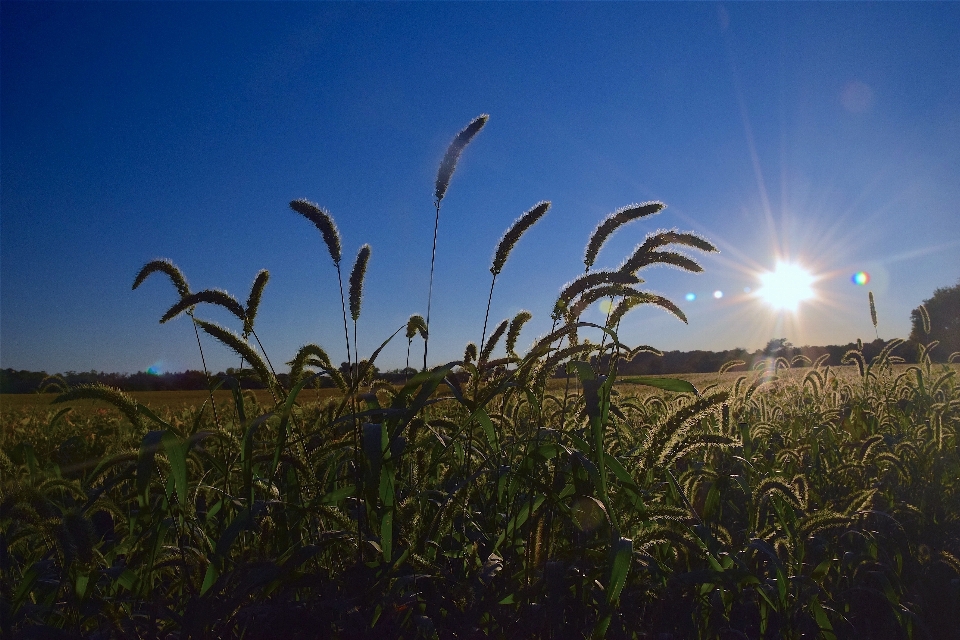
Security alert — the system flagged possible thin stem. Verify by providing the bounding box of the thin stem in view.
[478,274,497,367]
[335,263,352,371]
[423,199,441,371]
[353,320,359,389]
[191,314,222,431]
[406,340,412,383]
[250,330,280,404]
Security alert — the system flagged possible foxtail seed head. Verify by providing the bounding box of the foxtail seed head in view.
[480,319,509,364]
[287,343,334,384]
[555,271,641,316]
[161,289,245,324]
[245,270,270,336]
[492,201,550,276]
[349,244,371,322]
[435,114,489,203]
[605,292,688,327]
[406,314,428,341]
[584,202,664,271]
[506,310,533,356]
[619,230,715,275]
[869,291,878,329]
[620,250,703,276]
[464,342,478,364]
[290,199,342,265]
[132,259,190,298]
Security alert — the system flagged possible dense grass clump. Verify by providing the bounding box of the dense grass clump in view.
[2,118,959,639]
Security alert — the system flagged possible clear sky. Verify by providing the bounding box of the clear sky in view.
[2,2,959,375]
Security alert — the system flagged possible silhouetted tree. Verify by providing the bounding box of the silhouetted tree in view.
[909,280,960,360]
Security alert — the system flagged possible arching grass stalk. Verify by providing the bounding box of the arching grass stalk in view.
[349,245,371,386]
[479,201,550,370]
[289,199,350,375]
[132,259,222,430]
[424,114,488,370]
[405,314,427,381]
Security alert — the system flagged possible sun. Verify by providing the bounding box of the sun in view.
[756,262,816,312]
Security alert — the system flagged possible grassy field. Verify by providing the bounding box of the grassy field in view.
[9,364,949,412]
[3,116,958,638]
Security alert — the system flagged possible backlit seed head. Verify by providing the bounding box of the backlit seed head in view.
[492,201,550,276]
[406,314,428,341]
[290,199,342,265]
[435,115,489,203]
[132,259,190,298]
[245,270,270,336]
[584,202,664,271]
[349,244,371,322]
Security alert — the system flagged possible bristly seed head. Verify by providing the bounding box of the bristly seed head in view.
[491,201,551,276]
[464,342,478,364]
[919,304,930,335]
[480,319,509,364]
[435,114,489,203]
[161,289,245,325]
[290,199,342,265]
[245,270,270,336]
[132,259,190,298]
[406,314,428,341]
[506,310,532,356]
[584,202,665,271]
[349,244,371,322]
[618,230,716,275]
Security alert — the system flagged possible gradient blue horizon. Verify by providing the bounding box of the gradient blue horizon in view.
[2,2,959,375]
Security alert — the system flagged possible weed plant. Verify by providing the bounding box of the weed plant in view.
[2,118,959,639]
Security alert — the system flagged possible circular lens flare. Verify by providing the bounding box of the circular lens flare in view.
[756,262,816,312]
[852,271,870,285]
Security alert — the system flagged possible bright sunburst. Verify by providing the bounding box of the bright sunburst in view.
[756,262,816,312]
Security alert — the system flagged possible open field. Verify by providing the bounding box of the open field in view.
[3,114,958,639]
[3,355,958,638]
[6,363,954,413]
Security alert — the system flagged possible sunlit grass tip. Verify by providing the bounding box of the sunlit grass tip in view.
[132,258,190,298]
[480,319,509,364]
[463,342,478,364]
[160,289,245,324]
[244,270,270,336]
[406,314,427,341]
[584,201,664,271]
[491,201,550,276]
[618,230,716,276]
[349,244,371,322]
[435,114,489,203]
[290,199,342,265]
[506,310,532,356]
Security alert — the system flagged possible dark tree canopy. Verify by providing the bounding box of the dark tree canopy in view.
[909,279,960,360]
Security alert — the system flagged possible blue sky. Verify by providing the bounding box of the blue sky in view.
[2,2,959,375]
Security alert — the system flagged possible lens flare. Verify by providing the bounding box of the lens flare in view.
[713,290,723,299]
[685,292,696,301]
[851,271,870,286]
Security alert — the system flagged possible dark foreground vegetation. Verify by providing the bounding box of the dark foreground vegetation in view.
[2,117,958,638]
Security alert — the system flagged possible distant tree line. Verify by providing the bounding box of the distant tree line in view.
[0,335,948,395]
[612,337,926,377]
